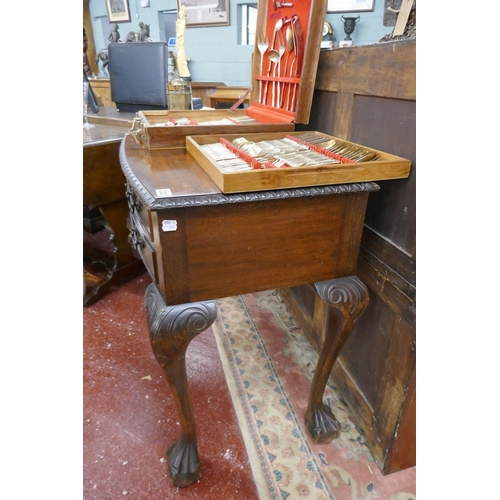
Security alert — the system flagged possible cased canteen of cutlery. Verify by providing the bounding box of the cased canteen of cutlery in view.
[199,132,380,171]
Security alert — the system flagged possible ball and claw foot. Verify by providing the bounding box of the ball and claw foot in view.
[167,438,202,487]
[305,403,341,444]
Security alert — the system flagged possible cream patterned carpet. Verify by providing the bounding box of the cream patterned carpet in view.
[213,291,416,500]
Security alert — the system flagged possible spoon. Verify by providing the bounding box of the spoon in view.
[317,139,338,150]
[263,18,284,104]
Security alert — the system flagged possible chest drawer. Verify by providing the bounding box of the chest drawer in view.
[130,209,158,283]
[125,183,152,241]
[126,183,158,283]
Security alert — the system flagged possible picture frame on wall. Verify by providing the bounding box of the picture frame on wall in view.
[177,0,230,28]
[327,0,374,13]
[106,0,131,23]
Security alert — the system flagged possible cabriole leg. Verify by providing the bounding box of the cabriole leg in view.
[144,283,217,487]
[304,276,369,444]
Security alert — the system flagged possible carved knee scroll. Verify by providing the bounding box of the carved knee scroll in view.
[314,276,369,324]
[305,276,369,444]
[145,284,217,371]
[144,283,217,487]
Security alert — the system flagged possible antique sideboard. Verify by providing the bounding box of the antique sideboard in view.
[119,131,387,486]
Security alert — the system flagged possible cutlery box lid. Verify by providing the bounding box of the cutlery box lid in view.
[247,0,328,125]
[136,0,327,150]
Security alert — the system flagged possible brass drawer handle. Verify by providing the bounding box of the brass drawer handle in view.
[125,185,141,213]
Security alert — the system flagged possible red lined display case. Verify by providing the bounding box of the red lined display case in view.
[136,0,328,150]
[132,0,410,192]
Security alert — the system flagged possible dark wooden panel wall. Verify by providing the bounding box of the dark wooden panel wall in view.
[286,40,416,474]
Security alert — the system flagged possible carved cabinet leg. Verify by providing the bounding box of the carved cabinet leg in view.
[144,283,217,487]
[304,276,369,444]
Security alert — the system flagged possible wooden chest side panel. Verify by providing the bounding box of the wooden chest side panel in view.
[178,197,343,303]
[315,41,416,101]
[335,190,369,277]
[351,96,416,257]
[297,90,337,137]
[385,364,416,473]
[333,286,415,450]
[154,208,192,305]
[83,141,126,207]
[157,195,365,304]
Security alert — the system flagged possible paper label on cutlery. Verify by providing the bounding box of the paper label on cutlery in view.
[162,220,177,232]
[156,188,172,197]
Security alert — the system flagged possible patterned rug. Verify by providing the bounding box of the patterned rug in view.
[213,291,416,500]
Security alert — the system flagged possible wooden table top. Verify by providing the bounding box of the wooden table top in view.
[88,105,135,122]
[120,134,220,201]
[120,134,379,209]
[83,123,127,147]
[84,106,135,147]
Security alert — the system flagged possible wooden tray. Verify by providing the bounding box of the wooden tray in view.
[138,109,293,150]
[185,132,411,194]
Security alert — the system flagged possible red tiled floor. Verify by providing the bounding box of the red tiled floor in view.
[83,271,259,499]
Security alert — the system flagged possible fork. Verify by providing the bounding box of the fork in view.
[257,33,269,103]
